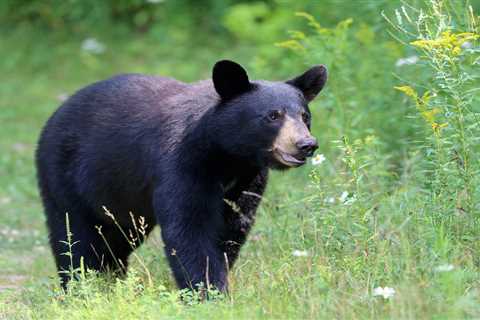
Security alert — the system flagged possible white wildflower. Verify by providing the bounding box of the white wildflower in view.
[339,191,349,203]
[292,250,309,257]
[461,41,473,49]
[344,194,357,205]
[395,9,403,25]
[434,264,455,272]
[146,0,164,3]
[324,197,335,204]
[81,38,106,54]
[373,286,395,299]
[311,154,326,166]
[395,55,419,67]
[0,197,11,205]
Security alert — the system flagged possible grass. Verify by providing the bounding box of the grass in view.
[1,0,479,319]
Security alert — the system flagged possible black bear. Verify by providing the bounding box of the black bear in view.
[36,60,327,291]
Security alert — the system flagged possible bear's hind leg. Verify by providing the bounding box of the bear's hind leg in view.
[46,207,134,288]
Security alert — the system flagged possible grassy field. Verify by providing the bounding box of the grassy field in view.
[1,1,479,319]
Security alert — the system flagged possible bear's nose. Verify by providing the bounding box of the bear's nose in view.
[296,137,318,157]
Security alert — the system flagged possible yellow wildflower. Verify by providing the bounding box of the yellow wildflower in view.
[295,12,323,34]
[394,85,417,98]
[452,46,461,55]
[410,31,479,55]
[287,30,306,40]
[395,85,448,134]
[364,135,376,145]
[275,39,305,52]
[432,122,448,132]
[421,91,432,104]
[422,108,440,124]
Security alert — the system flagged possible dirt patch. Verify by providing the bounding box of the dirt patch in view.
[0,275,27,292]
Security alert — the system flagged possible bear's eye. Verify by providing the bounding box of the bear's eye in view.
[302,111,310,123]
[268,110,284,121]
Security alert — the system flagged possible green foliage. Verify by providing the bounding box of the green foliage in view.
[387,1,480,233]
[0,0,241,33]
[1,0,480,319]
[223,2,295,44]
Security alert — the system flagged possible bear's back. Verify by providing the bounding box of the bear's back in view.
[36,74,219,223]
[43,74,219,154]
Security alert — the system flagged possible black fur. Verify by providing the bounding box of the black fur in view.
[287,65,327,102]
[36,60,327,291]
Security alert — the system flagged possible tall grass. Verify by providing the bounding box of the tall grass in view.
[387,0,480,237]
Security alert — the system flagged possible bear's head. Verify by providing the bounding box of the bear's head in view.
[211,60,327,170]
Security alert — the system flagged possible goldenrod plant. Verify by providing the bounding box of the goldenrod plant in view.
[387,0,480,218]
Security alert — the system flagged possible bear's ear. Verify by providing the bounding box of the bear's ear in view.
[287,65,327,102]
[212,60,251,100]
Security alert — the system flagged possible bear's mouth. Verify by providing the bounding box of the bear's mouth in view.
[272,148,306,167]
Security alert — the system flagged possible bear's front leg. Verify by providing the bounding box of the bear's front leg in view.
[222,169,268,267]
[154,183,229,292]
